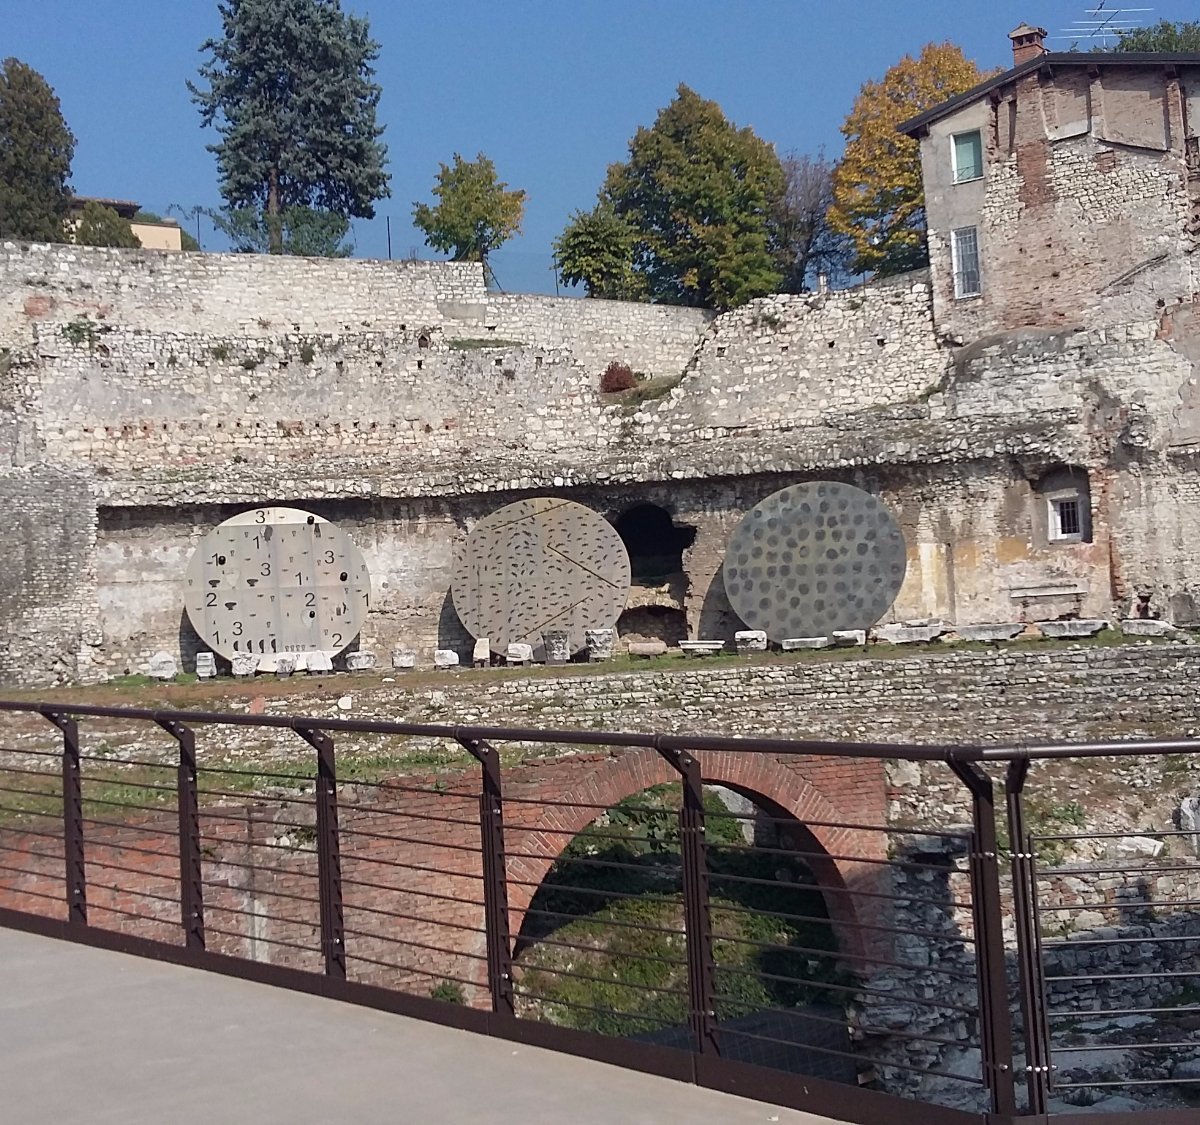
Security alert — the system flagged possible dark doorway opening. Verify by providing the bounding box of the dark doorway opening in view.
[614,504,696,582]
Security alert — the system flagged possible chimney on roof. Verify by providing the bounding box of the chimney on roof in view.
[1009,23,1048,66]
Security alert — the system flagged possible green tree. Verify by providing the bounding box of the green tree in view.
[830,43,989,277]
[189,0,390,254]
[205,205,353,257]
[0,58,75,242]
[74,201,141,248]
[1112,20,1200,51]
[134,210,201,252]
[412,153,526,281]
[553,201,646,300]
[584,85,784,310]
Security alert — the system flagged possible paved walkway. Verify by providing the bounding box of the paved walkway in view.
[0,928,845,1124]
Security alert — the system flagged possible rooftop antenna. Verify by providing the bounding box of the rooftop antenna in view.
[1049,1,1154,49]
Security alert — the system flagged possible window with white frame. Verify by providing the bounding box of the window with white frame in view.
[951,226,981,298]
[1039,467,1092,545]
[952,130,984,183]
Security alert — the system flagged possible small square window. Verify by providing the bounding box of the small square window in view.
[1049,497,1083,541]
[951,227,981,298]
[952,130,984,183]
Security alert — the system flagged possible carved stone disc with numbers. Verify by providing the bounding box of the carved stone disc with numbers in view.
[184,506,371,662]
[723,482,907,642]
[452,498,631,657]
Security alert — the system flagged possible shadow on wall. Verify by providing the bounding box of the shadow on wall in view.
[176,608,205,674]
[617,605,688,647]
[698,569,745,643]
[438,588,474,660]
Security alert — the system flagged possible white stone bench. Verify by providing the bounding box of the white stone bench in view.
[679,640,726,657]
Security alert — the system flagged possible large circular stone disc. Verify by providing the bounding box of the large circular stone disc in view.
[452,498,631,656]
[184,506,371,662]
[723,482,907,642]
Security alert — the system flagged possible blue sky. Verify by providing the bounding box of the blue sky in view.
[4,1,1195,292]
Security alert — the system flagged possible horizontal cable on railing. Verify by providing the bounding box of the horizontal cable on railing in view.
[344,953,478,989]
[335,852,482,884]
[85,880,180,908]
[0,763,63,781]
[335,825,483,854]
[516,962,690,998]
[202,925,318,956]
[202,899,319,930]
[713,931,976,981]
[0,859,60,881]
[339,874,484,909]
[706,896,972,945]
[79,754,174,772]
[198,878,320,909]
[193,854,320,883]
[196,787,315,807]
[508,986,678,1028]
[523,932,687,968]
[339,806,479,830]
[0,801,60,821]
[342,898,486,935]
[505,849,681,876]
[0,840,63,863]
[78,817,178,839]
[0,882,62,904]
[1042,932,1200,949]
[717,1025,985,1085]
[520,906,690,941]
[707,867,966,910]
[341,927,488,962]
[505,875,681,908]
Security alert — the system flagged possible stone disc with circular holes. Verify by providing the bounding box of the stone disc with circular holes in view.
[183,506,371,662]
[452,498,631,657]
[722,482,907,642]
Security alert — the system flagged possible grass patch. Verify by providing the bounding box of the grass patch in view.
[602,373,684,411]
[447,337,525,350]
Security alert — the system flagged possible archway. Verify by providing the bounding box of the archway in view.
[613,504,696,582]
[500,749,888,1079]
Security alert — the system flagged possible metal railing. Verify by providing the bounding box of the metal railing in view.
[0,700,1197,1124]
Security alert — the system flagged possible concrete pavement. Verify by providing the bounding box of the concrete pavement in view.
[0,927,846,1124]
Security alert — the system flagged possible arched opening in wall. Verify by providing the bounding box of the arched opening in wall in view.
[616,605,688,647]
[508,781,857,1084]
[1035,465,1093,546]
[613,504,696,583]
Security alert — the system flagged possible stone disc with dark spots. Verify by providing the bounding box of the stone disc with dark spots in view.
[722,482,907,642]
[452,498,631,657]
[184,506,371,662]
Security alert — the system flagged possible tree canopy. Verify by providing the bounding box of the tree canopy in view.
[74,202,141,248]
[1112,20,1200,51]
[0,58,75,242]
[559,85,783,310]
[773,151,851,293]
[189,0,390,254]
[412,153,526,274]
[553,201,646,301]
[206,205,353,257]
[829,43,989,277]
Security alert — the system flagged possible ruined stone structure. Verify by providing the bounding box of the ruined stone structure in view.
[0,38,1197,684]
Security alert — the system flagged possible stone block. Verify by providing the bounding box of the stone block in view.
[195,652,217,679]
[831,630,866,647]
[585,627,615,661]
[954,623,1025,642]
[1039,619,1108,639]
[679,640,725,656]
[873,623,948,645]
[433,649,460,670]
[1178,797,1200,854]
[336,695,352,711]
[391,648,417,670]
[628,640,668,658]
[473,638,490,668]
[1120,619,1175,637]
[542,629,571,666]
[231,653,258,677]
[148,651,177,680]
[306,651,333,673]
[1105,835,1164,860]
[345,650,376,672]
[781,637,831,650]
[734,630,767,653]
[274,655,296,677]
[506,643,534,666]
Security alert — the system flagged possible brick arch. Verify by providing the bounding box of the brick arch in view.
[504,748,889,966]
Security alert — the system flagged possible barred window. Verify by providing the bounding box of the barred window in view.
[951,227,981,298]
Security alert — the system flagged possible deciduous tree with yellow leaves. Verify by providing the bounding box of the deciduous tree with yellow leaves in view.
[829,43,990,277]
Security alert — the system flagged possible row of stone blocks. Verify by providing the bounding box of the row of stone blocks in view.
[149,618,1181,681]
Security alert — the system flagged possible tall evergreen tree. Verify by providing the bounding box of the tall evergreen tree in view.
[189,0,390,254]
[0,58,75,242]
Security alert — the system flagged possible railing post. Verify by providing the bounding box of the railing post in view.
[1006,758,1052,1114]
[461,738,515,1016]
[296,726,345,979]
[657,743,719,1056]
[157,718,205,951]
[45,713,86,926]
[950,760,1016,1117]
